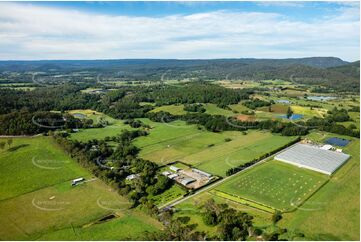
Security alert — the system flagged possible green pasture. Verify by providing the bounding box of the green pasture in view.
[0,136,89,200]
[134,119,297,176]
[280,133,360,240]
[0,136,161,240]
[215,160,328,211]
[150,104,187,115]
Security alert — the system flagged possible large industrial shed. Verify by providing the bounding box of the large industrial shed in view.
[275,143,350,175]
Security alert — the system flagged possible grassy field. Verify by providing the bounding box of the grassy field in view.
[0,136,161,240]
[0,136,89,200]
[149,184,186,206]
[67,110,134,142]
[150,104,187,115]
[279,132,360,240]
[134,119,297,176]
[149,103,235,116]
[215,160,328,211]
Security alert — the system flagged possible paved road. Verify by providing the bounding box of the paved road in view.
[158,141,300,209]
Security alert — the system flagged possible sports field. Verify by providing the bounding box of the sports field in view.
[67,110,134,142]
[134,119,297,176]
[0,136,161,240]
[215,160,328,211]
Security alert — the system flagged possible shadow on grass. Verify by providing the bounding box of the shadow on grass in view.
[8,144,29,152]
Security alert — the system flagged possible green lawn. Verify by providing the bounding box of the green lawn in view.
[280,133,360,240]
[215,160,328,211]
[0,136,161,240]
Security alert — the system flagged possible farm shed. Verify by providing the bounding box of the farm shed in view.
[275,143,350,175]
[168,174,178,179]
[170,166,181,172]
[192,168,212,178]
[180,177,196,186]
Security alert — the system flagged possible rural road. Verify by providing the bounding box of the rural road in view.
[158,141,300,209]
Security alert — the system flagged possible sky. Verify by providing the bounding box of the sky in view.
[0,1,359,61]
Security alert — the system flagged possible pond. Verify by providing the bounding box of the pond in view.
[276,99,291,104]
[307,96,337,101]
[278,114,304,120]
[73,113,87,119]
[325,137,350,147]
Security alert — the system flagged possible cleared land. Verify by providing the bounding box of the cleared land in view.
[67,110,134,142]
[215,160,328,211]
[149,103,235,116]
[0,136,161,240]
[134,119,297,176]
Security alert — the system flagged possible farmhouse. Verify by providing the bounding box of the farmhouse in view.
[275,143,350,175]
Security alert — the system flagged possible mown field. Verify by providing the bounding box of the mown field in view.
[134,119,297,176]
[0,136,161,240]
[67,109,134,142]
[215,160,328,211]
[280,132,360,240]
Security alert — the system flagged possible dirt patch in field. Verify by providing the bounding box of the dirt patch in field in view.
[236,115,256,121]
[258,104,289,114]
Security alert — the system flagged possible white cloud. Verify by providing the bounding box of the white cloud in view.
[0,2,359,61]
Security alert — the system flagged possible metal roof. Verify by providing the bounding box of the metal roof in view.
[275,143,350,175]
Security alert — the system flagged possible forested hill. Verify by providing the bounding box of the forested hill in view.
[0,57,358,92]
[0,57,348,72]
[328,61,360,80]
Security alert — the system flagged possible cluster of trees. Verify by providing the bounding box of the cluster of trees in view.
[243,98,272,110]
[202,199,254,240]
[133,82,251,108]
[183,103,206,113]
[327,108,350,122]
[0,110,95,135]
[53,129,172,209]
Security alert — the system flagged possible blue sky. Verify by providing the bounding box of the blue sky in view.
[0,1,359,60]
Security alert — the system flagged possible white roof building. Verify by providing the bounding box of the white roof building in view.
[320,144,333,150]
[275,143,350,175]
[168,174,179,179]
[170,166,180,172]
[126,174,140,181]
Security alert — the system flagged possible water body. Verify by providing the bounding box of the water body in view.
[73,113,86,119]
[276,99,291,104]
[325,137,350,147]
[279,114,304,120]
[307,96,337,101]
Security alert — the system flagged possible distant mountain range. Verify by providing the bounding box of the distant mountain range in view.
[0,57,359,91]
